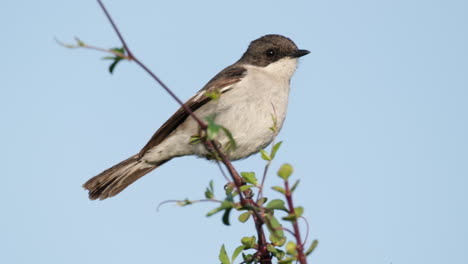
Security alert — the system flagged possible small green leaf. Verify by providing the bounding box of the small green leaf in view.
[282,214,296,221]
[108,58,122,74]
[239,184,254,192]
[260,149,271,161]
[277,163,293,181]
[278,257,295,264]
[274,248,286,259]
[267,215,285,246]
[270,114,278,133]
[232,245,246,263]
[257,197,268,206]
[221,127,237,151]
[241,172,258,185]
[290,180,300,193]
[176,199,192,206]
[219,244,230,264]
[222,208,232,226]
[285,241,297,256]
[75,37,85,46]
[189,135,201,145]
[206,206,223,217]
[205,90,221,100]
[242,253,254,264]
[266,199,288,212]
[266,244,277,254]
[204,180,214,199]
[238,211,251,223]
[272,186,286,194]
[207,200,233,217]
[205,114,220,140]
[271,141,282,160]
[241,236,256,249]
[295,207,304,218]
[305,240,319,256]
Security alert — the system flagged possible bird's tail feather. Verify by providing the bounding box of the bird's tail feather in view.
[83,154,167,200]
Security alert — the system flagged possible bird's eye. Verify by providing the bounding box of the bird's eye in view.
[266,49,276,57]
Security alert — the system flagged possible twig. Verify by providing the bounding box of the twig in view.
[284,180,307,264]
[157,199,222,211]
[92,1,272,263]
[96,0,207,129]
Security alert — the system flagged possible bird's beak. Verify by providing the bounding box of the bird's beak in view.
[292,49,310,58]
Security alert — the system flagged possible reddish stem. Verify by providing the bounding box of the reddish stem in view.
[284,180,307,264]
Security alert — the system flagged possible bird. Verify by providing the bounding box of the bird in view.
[83,34,309,200]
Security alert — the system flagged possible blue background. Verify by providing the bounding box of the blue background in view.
[2,0,467,263]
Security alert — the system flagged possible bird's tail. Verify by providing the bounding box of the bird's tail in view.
[83,154,167,200]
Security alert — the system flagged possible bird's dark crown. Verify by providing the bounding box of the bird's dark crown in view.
[238,34,300,67]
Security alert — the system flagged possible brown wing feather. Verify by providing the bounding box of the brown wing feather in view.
[138,65,246,158]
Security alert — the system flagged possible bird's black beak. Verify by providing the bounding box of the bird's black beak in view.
[292,49,310,58]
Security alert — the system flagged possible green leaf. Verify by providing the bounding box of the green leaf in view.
[205,90,221,100]
[75,37,85,46]
[239,184,254,192]
[260,149,271,161]
[206,206,223,217]
[231,245,245,263]
[270,114,278,133]
[241,172,258,185]
[277,163,293,181]
[238,211,251,223]
[189,135,201,145]
[266,244,277,254]
[278,257,295,264]
[219,245,230,264]
[290,180,300,193]
[257,197,268,206]
[271,141,282,159]
[285,241,297,256]
[221,127,237,151]
[108,58,122,74]
[282,213,297,221]
[274,248,286,259]
[305,240,319,256]
[222,208,232,226]
[266,199,288,212]
[242,253,254,264]
[207,200,233,217]
[205,114,220,140]
[175,199,192,206]
[272,186,286,194]
[267,215,285,246]
[241,236,256,249]
[204,180,214,199]
[294,206,304,218]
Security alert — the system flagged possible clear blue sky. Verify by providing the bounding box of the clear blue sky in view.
[2,0,467,263]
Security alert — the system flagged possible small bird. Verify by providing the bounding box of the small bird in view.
[84,34,309,200]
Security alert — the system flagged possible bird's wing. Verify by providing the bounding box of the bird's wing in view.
[138,65,246,157]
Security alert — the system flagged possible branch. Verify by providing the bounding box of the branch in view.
[284,180,307,264]
[94,1,272,263]
[96,0,207,129]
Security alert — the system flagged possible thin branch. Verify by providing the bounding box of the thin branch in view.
[215,160,232,183]
[55,37,133,60]
[92,2,272,263]
[157,199,222,211]
[96,0,207,129]
[284,180,307,264]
